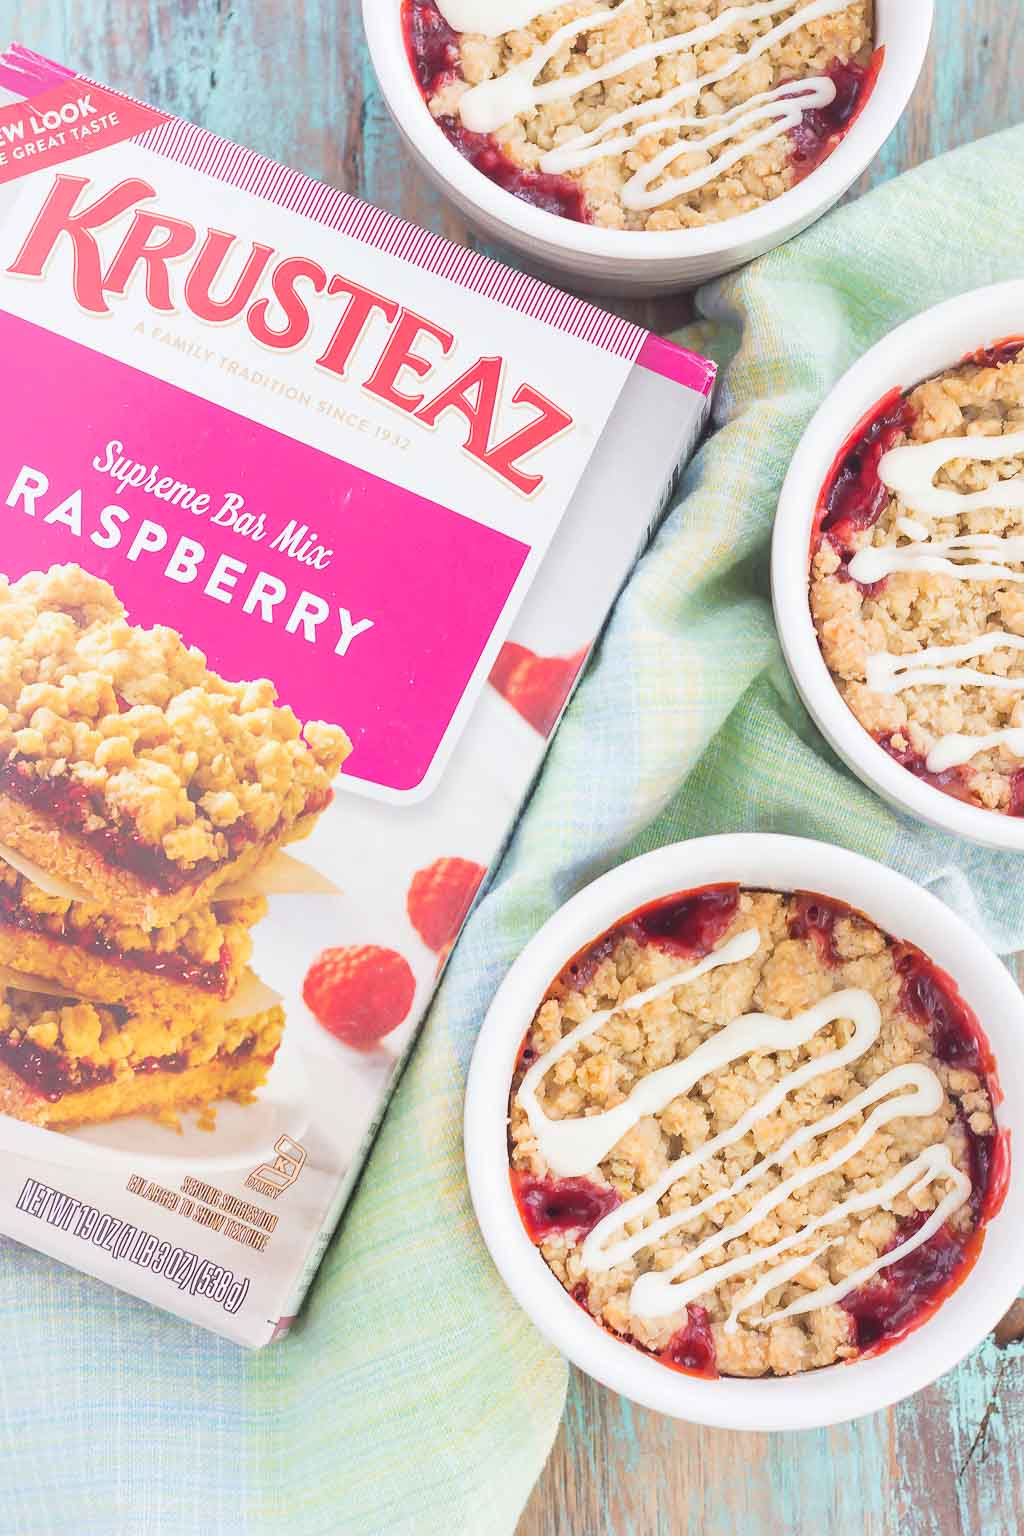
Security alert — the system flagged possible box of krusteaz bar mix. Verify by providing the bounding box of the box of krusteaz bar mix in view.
[0,44,715,1343]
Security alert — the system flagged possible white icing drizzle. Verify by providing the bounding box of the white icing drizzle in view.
[547,78,838,212]
[582,987,888,1274]
[878,433,1024,520]
[456,0,628,133]
[865,632,1024,696]
[926,727,1024,774]
[852,433,1024,582]
[519,923,976,1336]
[445,0,857,213]
[584,1055,930,1275]
[730,1147,970,1331]
[623,1064,958,1322]
[435,0,556,33]
[849,533,1024,588]
[517,927,761,1179]
[855,436,1024,764]
[895,515,930,542]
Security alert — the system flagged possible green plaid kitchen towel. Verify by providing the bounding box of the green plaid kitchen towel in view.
[3,127,1024,1535]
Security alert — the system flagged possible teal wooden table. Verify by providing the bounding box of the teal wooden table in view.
[3,3,1022,1531]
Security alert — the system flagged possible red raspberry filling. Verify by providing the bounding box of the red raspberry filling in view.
[813,387,916,574]
[826,943,1012,1355]
[512,1171,621,1241]
[965,337,1024,370]
[790,49,884,183]
[660,1305,718,1378]
[0,885,231,993]
[402,0,589,223]
[0,760,330,895]
[560,884,741,992]
[874,732,980,806]
[896,946,994,1076]
[0,1030,261,1102]
[788,892,852,966]
[1011,769,1024,818]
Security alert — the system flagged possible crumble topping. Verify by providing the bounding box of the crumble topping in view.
[812,350,1024,816]
[420,0,874,231]
[509,890,997,1378]
[0,565,351,871]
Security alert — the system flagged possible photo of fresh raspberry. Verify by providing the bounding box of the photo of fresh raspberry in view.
[302,945,416,1050]
[407,857,486,954]
[488,641,588,736]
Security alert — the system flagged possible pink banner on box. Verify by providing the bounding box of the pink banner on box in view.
[0,311,530,793]
[0,77,167,183]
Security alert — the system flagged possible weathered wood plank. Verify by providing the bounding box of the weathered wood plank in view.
[518,1331,1024,1536]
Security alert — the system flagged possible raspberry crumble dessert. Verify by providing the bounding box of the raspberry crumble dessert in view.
[509,885,1005,1377]
[406,0,877,231]
[0,565,351,926]
[811,340,1024,817]
[0,978,284,1130]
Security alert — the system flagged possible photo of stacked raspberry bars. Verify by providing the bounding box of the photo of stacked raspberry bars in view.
[0,563,350,1130]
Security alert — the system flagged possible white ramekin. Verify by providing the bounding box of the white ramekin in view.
[773,281,1024,852]
[464,834,1023,1431]
[363,1,933,296]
